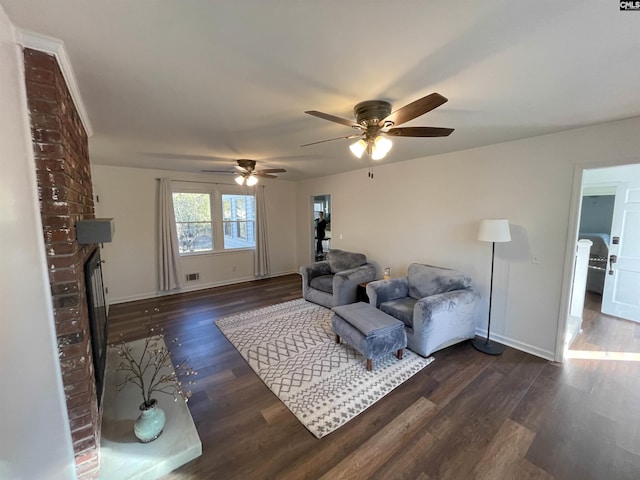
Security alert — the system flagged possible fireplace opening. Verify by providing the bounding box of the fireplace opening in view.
[84,248,108,406]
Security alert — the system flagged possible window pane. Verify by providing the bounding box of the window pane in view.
[176,222,212,253]
[172,193,211,222]
[222,194,255,249]
[223,198,231,221]
[172,192,213,254]
[236,197,246,219]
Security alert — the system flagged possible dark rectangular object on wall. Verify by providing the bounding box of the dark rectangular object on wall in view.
[77,218,115,244]
[84,248,108,407]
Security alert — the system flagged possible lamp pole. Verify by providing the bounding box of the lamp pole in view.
[473,219,509,355]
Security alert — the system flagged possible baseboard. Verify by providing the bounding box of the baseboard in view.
[474,328,556,361]
[108,270,298,305]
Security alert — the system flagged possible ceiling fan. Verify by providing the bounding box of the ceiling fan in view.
[202,159,287,186]
[302,92,454,164]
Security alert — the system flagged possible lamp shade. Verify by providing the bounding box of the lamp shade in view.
[371,136,392,160]
[478,218,511,243]
[349,139,367,159]
[246,175,258,186]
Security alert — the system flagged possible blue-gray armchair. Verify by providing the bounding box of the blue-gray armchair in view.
[366,263,480,357]
[300,249,376,309]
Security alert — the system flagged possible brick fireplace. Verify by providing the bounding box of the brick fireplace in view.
[24,48,101,480]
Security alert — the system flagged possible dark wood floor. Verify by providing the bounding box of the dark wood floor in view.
[569,291,640,356]
[107,276,640,480]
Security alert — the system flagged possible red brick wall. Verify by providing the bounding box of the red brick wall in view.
[24,48,100,480]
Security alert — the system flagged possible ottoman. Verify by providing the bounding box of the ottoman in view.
[332,302,407,371]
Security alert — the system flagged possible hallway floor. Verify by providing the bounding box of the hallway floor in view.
[569,291,640,357]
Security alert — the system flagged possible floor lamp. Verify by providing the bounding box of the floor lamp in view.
[472,218,511,355]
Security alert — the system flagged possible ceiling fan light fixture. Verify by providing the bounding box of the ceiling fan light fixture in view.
[371,135,392,160]
[204,160,285,181]
[304,93,453,174]
[349,139,367,159]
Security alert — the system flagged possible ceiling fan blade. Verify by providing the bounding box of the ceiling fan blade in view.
[254,172,278,178]
[301,134,362,147]
[257,168,287,174]
[201,169,234,174]
[386,126,454,137]
[382,93,448,126]
[305,110,361,128]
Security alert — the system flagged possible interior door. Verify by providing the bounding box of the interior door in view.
[602,182,640,322]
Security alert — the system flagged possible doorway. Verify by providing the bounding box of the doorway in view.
[312,195,331,261]
[564,164,640,361]
[578,165,640,324]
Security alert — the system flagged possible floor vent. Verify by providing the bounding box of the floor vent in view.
[186,273,200,282]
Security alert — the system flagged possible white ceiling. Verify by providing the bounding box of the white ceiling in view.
[3,1,640,181]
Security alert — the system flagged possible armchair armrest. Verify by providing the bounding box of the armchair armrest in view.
[332,263,377,307]
[299,261,331,286]
[413,287,481,337]
[366,277,409,308]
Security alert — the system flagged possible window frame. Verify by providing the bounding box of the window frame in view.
[172,191,214,255]
[221,193,256,249]
[171,181,256,256]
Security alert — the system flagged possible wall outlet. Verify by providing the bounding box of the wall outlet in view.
[339,234,343,240]
[232,265,236,272]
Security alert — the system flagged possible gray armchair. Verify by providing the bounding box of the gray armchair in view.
[300,249,376,309]
[366,263,480,357]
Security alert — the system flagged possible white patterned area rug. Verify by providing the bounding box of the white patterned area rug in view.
[214,298,434,438]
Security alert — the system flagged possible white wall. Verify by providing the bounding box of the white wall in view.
[296,116,640,360]
[0,7,77,480]
[91,165,298,303]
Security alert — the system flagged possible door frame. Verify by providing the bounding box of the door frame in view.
[311,194,331,261]
[555,160,640,362]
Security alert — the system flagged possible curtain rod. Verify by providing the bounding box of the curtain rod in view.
[155,178,265,188]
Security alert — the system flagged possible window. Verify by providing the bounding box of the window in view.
[171,186,256,255]
[172,192,213,253]
[222,194,256,249]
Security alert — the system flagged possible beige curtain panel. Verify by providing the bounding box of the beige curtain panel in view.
[157,178,183,291]
[254,185,270,278]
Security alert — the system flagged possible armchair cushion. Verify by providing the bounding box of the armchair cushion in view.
[380,297,417,328]
[408,263,472,300]
[327,249,367,274]
[309,275,333,294]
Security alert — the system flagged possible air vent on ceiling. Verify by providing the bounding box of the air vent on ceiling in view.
[185,273,200,282]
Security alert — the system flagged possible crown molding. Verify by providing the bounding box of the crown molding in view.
[16,29,93,137]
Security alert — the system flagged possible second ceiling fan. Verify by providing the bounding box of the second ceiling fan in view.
[202,159,286,186]
[302,92,454,161]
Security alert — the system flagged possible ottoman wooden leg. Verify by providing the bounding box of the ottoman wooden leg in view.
[396,349,404,360]
[366,359,372,371]
[335,334,341,343]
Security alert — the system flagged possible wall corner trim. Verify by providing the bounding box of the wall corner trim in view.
[16,29,94,137]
